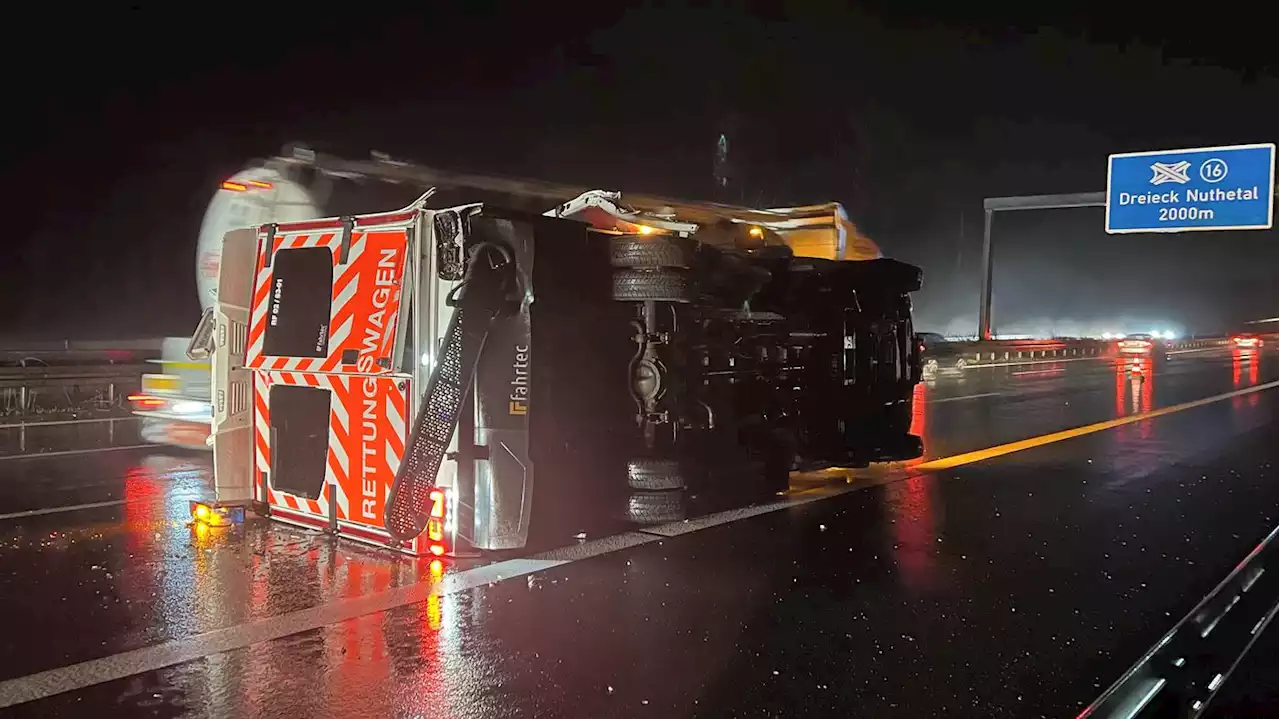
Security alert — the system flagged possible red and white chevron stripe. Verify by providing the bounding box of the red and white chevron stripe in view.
[252,370,356,521]
[245,226,408,375]
[246,231,341,370]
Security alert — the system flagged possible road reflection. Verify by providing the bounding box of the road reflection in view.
[886,474,940,594]
[1111,356,1155,441]
[1231,347,1260,410]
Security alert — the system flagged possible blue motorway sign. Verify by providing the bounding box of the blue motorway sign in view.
[1106,143,1275,233]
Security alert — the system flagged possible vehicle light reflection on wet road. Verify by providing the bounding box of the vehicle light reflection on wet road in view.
[886,474,940,594]
[885,385,941,591]
[1232,347,1260,410]
[0,348,1273,717]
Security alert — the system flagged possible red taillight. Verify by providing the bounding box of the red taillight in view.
[128,394,166,409]
[1232,336,1260,346]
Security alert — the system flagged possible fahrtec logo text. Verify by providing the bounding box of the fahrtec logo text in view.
[509,345,529,416]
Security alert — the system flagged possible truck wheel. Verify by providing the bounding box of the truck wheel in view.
[761,428,798,493]
[610,236,694,269]
[750,244,794,261]
[626,490,686,525]
[886,395,914,435]
[626,458,685,490]
[612,269,694,303]
[707,252,772,303]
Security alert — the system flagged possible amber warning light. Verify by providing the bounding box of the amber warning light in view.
[190,501,245,527]
[220,179,274,192]
[426,488,449,557]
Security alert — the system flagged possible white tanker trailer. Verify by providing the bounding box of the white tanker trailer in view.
[129,164,326,449]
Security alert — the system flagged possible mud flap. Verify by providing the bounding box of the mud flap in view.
[385,243,519,542]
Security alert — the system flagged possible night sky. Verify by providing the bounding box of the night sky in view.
[2,4,1275,340]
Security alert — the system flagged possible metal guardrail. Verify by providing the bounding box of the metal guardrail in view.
[0,364,150,391]
[0,338,162,352]
[921,338,1238,371]
[0,365,148,420]
[0,338,162,366]
[1079,527,1278,719]
[924,339,1112,370]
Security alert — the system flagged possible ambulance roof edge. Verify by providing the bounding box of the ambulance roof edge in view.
[264,189,438,233]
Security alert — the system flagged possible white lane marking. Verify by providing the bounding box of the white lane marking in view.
[927,392,1000,404]
[0,488,844,708]
[0,530,656,709]
[0,380,1275,707]
[638,486,850,538]
[0,499,146,521]
[1011,368,1064,377]
[0,445,153,462]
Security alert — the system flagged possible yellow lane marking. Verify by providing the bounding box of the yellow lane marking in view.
[145,360,210,370]
[916,381,1278,471]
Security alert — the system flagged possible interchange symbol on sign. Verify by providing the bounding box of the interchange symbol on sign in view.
[1149,160,1191,185]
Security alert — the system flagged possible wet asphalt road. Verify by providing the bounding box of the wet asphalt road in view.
[0,347,1274,717]
[0,416,145,458]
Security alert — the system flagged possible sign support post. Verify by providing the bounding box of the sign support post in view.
[975,143,1275,341]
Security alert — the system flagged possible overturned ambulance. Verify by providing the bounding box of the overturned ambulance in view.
[193,146,924,556]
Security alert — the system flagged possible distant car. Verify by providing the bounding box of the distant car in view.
[1117,333,1162,354]
[1231,333,1263,349]
[917,332,949,351]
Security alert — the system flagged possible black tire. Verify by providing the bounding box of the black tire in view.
[612,269,695,303]
[749,244,794,261]
[626,458,685,490]
[762,428,798,493]
[709,253,772,304]
[609,236,694,269]
[886,394,914,435]
[627,490,686,525]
